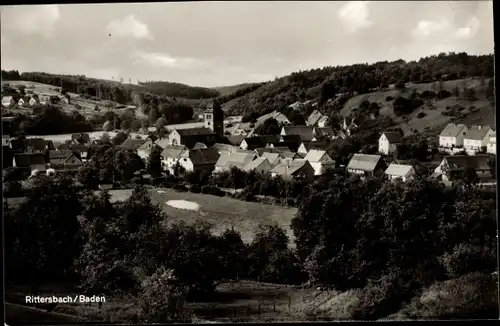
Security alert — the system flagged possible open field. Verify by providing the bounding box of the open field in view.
[104,188,298,244]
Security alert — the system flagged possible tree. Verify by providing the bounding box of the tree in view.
[148,104,158,125]
[112,131,128,146]
[148,145,163,178]
[255,118,280,135]
[289,111,306,126]
[77,166,100,190]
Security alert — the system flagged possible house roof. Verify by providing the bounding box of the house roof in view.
[213,143,237,153]
[280,135,302,143]
[444,155,491,171]
[385,164,414,177]
[244,157,271,171]
[187,148,220,165]
[14,153,46,167]
[192,142,208,150]
[176,127,214,136]
[282,126,314,142]
[120,138,147,150]
[261,152,281,165]
[161,145,188,159]
[304,149,331,162]
[10,138,47,152]
[300,140,330,152]
[72,133,91,143]
[2,137,10,147]
[307,110,323,126]
[137,139,154,151]
[439,123,467,138]
[242,135,280,148]
[317,116,329,124]
[216,152,256,170]
[314,127,335,137]
[225,135,244,146]
[464,125,492,141]
[382,132,403,143]
[165,121,205,132]
[270,159,311,175]
[154,138,170,149]
[347,154,383,172]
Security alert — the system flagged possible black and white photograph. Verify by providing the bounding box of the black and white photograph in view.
[1,1,498,323]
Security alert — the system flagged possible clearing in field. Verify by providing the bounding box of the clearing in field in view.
[166,200,200,211]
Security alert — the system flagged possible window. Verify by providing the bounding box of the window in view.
[206,114,212,119]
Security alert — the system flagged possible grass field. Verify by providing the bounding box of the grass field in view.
[105,188,298,244]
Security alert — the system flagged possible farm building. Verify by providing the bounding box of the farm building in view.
[214,152,257,173]
[243,157,273,174]
[175,148,220,174]
[384,164,416,182]
[379,131,403,155]
[270,159,315,182]
[307,110,323,126]
[439,123,468,149]
[463,125,493,155]
[168,128,216,148]
[433,155,493,182]
[347,154,386,177]
[161,145,189,173]
[280,126,315,142]
[304,149,335,176]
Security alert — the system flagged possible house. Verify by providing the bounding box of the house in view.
[47,150,82,171]
[192,142,208,150]
[487,131,496,154]
[434,155,493,181]
[161,145,189,173]
[154,138,171,149]
[17,98,25,106]
[136,139,156,161]
[280,126,315,142]
[29,97,37,106]
[260,152,281,166]
[165,122,206,133]
[240,135,280,150]
[120,138,147,152]
[317,116,330,128]
[270,159,315,182]
[13,153,47,172]
[71,144,90,162]
[379,132,403,155]
[439,123,468,149]
[213,143,238,155]
[463,125,493,155]
[313,127,335,140]
[1,96,15,107]
[175,148,220,174]
[10,138,54,153]
[304,149,336,176]
[224,115,243,125]
[225,123,248,136]
[168,128,216,148]
[384,164,416,182]
[347,154,386,176]
[297,140,330,155]
[71,133,91,144]
[307,110,323,126]
[243,157,273,174]
[225,135,245,147]
[214,152,257,173]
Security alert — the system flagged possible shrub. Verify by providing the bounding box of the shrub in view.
[172,184,188,192]
[419,90,436,99]
[201,185,225,197]
[385,96,394,102]
[439,244,497,279]
[189,184,201,193]
[417,112,426,119]
[437,90,451,99]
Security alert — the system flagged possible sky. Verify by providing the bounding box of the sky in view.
[0,1,494,88]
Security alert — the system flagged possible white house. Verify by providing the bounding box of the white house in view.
[487,131,496,155]
[1,96,15,107]
[378,132,403,155]
[17,98,25,106]
[439,123,468,149]
[161,145,188,173]
[463,125,493,155]
[317,116,330,128]
[137,139,155,161]
[175,148,220,174]
[307,110,323,126]
[304,149,335,176]
[384,164,415,182]
[243,157,273,174]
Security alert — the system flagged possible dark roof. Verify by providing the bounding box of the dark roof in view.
[49,150,73,159]
[120,138,147,150]
[11,138,48,152]
[314,127,335,137]
[301,140,330,152]
[444,155,491,171]
[280,135,302,143]
[13,153,46,167]
[242,136,280,149]
[347,154,383,172]
[192,142,208,150]
[225,135,244,146]
[161,145,188,159]
[464,126,492,141]
[382,132,403,143]
[188,148,220,165]
[274,141,300,152]
[282,126,314,142]
[176,127,214,136]
[57,143,72,150]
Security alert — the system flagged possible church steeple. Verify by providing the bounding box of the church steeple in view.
[204,99,224,136]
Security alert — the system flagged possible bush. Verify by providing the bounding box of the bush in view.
[417,112,426,119]
[438,243,496,278]
[201,185,225,197]
[385,96,394,102]
[189,184,201,193]
[172,184,188,192]
[437,90,451,99]
[419,90,436,99]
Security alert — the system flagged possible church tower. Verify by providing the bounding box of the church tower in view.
[204,100,224,136]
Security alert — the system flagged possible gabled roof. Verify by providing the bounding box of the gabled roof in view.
[154,138,170,149]
[213,143,238,153]
[244,157,271,172]
[120,138,147,150]
[225,135,245,146]
[161,145,188,159]
[2,137,10,147]
[300,140,330,152]
[281,126,314,142]
[165,122,205,132]
[137,139,154,151]
[443,155,491,171]
[187,148,220,165]
[439,123,467,138]
[464,125,492,141]
[270,159,312,175]
[49,150,74,159]
[215,152,256,170]
[381,132,403,143]
[10,138,47,152]
[347,154,383,172]
[261,152,281,165]
[385,164,414,177]
[192,142,208,150]
[14,153,46,167]
[317,115,329,124]
[304,149,332,163]
[314,127,335,137]
[176,127,214,136]
[242,135,280,148]
[280,135,302,143]
[307,110,323,126]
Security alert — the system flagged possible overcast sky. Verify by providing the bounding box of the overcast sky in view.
[0,1,494,87]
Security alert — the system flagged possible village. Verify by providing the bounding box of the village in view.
[2,89,496,189]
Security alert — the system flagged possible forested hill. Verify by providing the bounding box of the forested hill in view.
[0,70,221,102]
[218,52,494,117]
